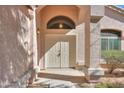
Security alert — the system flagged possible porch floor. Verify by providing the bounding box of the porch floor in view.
[38,68,86,83]
[29,68,86,88]
[39,68,85,76]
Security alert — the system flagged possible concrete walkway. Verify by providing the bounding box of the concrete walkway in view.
[33,77,77,88]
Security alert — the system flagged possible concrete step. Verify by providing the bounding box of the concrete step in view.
[38,72,86,83]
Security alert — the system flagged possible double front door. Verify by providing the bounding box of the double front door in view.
[45,35,76,68]
[45,41,69,68]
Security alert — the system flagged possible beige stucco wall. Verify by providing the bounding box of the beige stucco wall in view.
[100,16,124,32]
[100,7,124,51]
[68,23,85,65]
[91,5,104,17]
[39,5,79,31]
[90,22,101,68]
[75,24,85,65]
[0,6,33,87]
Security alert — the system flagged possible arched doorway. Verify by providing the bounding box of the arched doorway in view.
[37,5,78,69]
[45,15,76,68]
[36,5,90,70]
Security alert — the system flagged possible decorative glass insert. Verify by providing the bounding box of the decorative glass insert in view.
[47,16,75,29]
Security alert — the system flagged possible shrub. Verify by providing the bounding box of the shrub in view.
[101,50,124,74]
[101,50,124,61]
[95,82,124,88]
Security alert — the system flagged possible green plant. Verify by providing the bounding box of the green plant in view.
[101,50,124,74]
[101,50,124,61]
[95,82,124,88]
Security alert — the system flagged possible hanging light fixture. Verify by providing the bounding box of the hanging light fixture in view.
[59,23,63,29]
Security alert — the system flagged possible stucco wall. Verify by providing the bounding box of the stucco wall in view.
[100,16,124,51]
[75,24,85,65]
[39,5,79,31]
[91,5,104,17]
[90,22,101,68]
[0,6,33,87]
[100,16,124,32]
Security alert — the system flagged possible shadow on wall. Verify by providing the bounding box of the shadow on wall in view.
[0,6,33,87]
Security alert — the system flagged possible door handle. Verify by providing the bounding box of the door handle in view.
[57,50,61,57]
[57,52,61,57]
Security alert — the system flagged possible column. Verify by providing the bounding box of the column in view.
[88,22,104,76]
[29,6,38,68]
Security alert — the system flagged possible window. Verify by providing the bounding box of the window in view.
[47,16,75,29]
[101,30,121,51]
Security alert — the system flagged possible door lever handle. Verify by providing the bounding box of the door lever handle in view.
[57,52,61,57]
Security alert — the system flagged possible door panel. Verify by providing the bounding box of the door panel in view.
[61,42,69,67]
[46,42,61,68]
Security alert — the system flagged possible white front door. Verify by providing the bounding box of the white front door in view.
[45,42,69,68]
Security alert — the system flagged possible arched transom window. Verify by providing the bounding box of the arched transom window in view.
[47,16,75,29]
